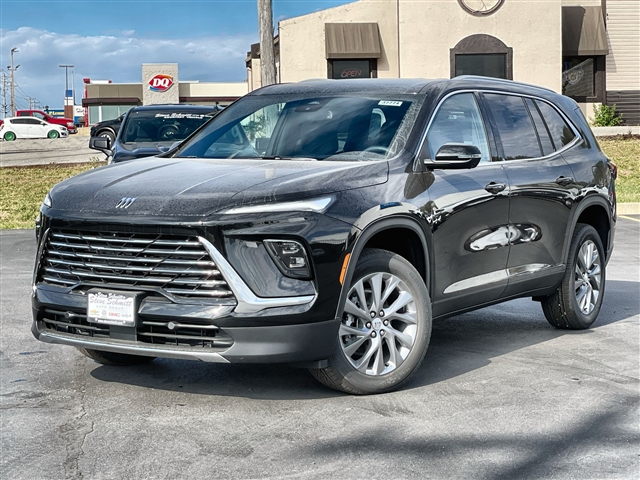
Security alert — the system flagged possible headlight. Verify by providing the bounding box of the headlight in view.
[42,192,52,208]
[264,239,312,279]
[222,196,333,215]
[67,122,75,128]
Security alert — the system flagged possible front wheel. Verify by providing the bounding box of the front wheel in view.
[541,223,606,329]
[78,348,156,366]
[310,248,432,394]
[47,130,59,139]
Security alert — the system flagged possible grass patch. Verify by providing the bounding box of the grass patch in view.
[599,137,640,203]
[0,138,638,230]
[0,162,106,229]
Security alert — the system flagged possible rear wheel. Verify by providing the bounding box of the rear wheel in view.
[310,248,432,394]
[3,131,16,141]
[78,348,155,366]
[47,130,59,139]
[97,130,115,143]
[541,223,605,329]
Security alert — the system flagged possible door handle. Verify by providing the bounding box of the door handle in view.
[485,182,507,194]
[556,176,574,186]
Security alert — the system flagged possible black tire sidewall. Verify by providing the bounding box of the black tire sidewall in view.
[4,132,15,141]
[328,249,432,394]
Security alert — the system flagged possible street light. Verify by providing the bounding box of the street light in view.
[59,64,74,118]
[9,48,20,116]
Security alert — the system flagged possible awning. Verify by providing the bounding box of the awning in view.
[325,23,381,59]
[562,6,609,56]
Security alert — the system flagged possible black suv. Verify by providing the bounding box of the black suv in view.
[89,112,127,144]
[89,104,220,163]
[33,77,616,394]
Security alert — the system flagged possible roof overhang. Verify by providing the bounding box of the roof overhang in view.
[325,23,381,59]
[562,6,609,56]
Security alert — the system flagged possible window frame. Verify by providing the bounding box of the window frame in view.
[415,89,582,168]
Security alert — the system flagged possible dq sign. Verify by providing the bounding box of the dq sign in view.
[148,74,174,92]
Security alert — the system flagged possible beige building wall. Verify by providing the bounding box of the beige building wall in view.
[279,0,398,83]
[605,0,640,91]
[399,0,562,91]
[178,82,248,98]
[279,0,563,92]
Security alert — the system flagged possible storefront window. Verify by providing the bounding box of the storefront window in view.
[455,54,507,79]
[562,57,595,98]
[329,60,376,79]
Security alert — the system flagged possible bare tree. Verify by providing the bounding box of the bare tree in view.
[257,0,277,86]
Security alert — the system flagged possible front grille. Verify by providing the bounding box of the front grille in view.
[40,309,233,350]
[39,229,235,300]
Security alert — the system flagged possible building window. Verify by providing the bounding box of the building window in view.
[562,56,605,102]
[328,59,377,80]
[450,34,513,80]
[455,54,507,79]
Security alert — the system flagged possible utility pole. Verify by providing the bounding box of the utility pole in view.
[257,0,276,87]
[1,71,9,118]
[59,64,74,119]
[8,48,19,116]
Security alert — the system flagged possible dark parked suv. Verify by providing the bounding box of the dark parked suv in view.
[89,104,220,163]
[33,77,616,394]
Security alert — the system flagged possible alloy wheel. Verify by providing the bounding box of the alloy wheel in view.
[574,239,602,315]
[340,272,417,376]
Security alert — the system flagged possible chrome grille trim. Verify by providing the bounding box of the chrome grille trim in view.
[39,229,236,300]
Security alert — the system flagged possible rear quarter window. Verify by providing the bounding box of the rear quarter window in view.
[534,100,576,150]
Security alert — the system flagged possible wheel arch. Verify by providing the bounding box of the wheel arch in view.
[335,216,432,319]
[564,194,613,262]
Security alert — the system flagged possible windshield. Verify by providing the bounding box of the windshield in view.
[176,94,419,161]
[121,111,213,144]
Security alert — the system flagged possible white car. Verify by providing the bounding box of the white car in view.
[0,116,68,141]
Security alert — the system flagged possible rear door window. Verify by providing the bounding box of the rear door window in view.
[484,94,541,160]
[534,100,576,150]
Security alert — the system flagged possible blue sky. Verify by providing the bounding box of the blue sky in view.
[0,0,355,111]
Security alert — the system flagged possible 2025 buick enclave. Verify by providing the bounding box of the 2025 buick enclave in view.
[32,77,616,394]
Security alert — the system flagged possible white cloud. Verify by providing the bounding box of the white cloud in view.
[1,27,255,110]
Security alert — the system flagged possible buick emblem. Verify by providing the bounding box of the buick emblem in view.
[115,197,136,209]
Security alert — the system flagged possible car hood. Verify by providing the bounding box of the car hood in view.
[49,157,389,217]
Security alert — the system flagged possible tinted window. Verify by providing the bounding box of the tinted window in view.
[534,100,576,149]
[121,111,213,144]
[331,60,372,79]
[11,118,28,124]
[525,98,554,156]
[484,94,541,160]
[25,118,42,125]
[455,54,507,79]
[425,93,491,163]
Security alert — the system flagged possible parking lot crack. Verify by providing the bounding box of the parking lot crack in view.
[58,355,94,480]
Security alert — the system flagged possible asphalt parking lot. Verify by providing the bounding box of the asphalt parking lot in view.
[1,218,638,480]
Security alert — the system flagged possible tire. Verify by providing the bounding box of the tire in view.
[541,223,606,329]
[3,131,16,141]
[98,130,115,144]
[78,348,156,366]
[310,248,432,394]
[47,130,59,139]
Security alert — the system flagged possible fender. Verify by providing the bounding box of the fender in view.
[562,192,614,263]
[334,215,432,320]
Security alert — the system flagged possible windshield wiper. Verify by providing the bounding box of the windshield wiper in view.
[259,155,318,161]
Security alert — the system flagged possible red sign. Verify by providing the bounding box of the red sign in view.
[148,74,174,92]
[341,69,362,78]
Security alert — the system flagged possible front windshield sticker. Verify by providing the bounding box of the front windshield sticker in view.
[154,113,207,119]
[378,100,403,107]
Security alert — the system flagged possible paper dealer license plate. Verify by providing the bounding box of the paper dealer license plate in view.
[87,290,136,327]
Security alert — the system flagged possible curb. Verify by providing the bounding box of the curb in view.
[618,203,640,215]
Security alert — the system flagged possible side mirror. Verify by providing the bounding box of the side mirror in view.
[89,136,113,157]
[428,143,482,170]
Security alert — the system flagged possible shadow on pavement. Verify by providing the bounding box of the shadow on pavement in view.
[89,279,639,399]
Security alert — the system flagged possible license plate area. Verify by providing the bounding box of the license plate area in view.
[87,289,138,327]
